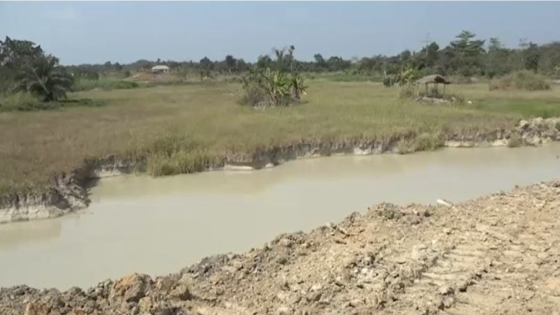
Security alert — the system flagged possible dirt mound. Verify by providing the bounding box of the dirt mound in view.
[2,181,560,315]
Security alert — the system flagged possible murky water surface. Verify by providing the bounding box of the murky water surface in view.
[1,144,559,289]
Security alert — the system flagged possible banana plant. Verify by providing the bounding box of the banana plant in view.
[290,73,307,100]
[394,64,419,85]
[261,68,290,105]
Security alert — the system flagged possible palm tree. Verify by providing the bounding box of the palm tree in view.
[273,48,286,71]
[15,54,73,102]
[288,45,295,72]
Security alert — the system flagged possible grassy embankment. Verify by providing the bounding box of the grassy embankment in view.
[1,81,559,194]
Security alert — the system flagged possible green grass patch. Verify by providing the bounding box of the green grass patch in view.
[472,98,560,117]
[0,93,107,112]
[74,78,140,91]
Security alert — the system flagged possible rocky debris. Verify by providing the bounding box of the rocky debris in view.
[2,180,560,314]
[516,117,560,145]
[417,96,452,105]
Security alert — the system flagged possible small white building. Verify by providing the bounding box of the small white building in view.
[151,65,170,74]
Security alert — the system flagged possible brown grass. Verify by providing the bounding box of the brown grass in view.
[1,81,557,194]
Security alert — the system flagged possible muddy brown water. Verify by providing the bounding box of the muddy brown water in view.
[1,144,560,289]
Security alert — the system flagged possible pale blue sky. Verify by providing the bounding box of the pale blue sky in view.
[1,2,559,65]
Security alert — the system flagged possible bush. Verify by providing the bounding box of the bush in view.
[239,83,270,107]
[489,70,551,91]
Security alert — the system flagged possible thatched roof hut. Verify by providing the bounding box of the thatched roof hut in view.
[415,74,450,85]
[414,74,451,98]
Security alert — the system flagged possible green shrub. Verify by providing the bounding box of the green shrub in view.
[489,70,551,91]
[239,83,269,107]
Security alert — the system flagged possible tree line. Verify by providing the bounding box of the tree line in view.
[2,30,560,102]
[72,31,557,79]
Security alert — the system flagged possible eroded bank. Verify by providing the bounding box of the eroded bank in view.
[1,117,559,223]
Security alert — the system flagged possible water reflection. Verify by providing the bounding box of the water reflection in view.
[0,219,63,250]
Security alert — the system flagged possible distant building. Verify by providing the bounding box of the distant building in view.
[151,65,170,74]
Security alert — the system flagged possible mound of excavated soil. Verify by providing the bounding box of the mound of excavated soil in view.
[2,181,560,315]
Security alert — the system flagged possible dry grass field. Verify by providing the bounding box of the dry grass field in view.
[1,80,559,193]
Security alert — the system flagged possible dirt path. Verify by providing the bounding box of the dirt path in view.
[2,181,560,315]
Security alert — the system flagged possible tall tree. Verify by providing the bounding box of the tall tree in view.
[256,55,273,69]
[485,37,510,77]
[0,37,45,95]
[449,30,486,76]
[0,37,43,68]
[523,42,541,72]
[225,55,236,73]
[199,57,212,70]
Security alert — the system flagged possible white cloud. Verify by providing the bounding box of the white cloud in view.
[45,7,79,21]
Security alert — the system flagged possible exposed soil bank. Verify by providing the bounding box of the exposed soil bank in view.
[1,117,559,224]
[2,180,560,315]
